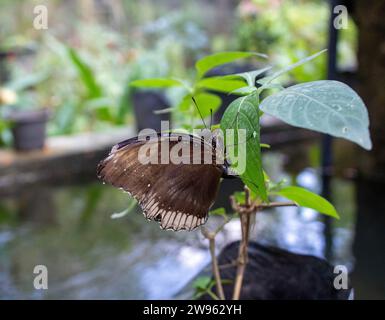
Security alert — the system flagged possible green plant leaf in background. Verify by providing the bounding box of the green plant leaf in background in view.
[209,207,226,218]
[195,51,267,78]
[192,276,218,300]
[116,80,133,124]
[221,95,267,202]
[235,66,272,86]
[196,77,246,94]
[6,71,48,91]
[130,78,185,88]
[277,186,339,219]
[192,276,212,290]
[179,92,222,119]
[191,92,222,118]
[67,47,103,98]
[229,86,257,96]
[178,94,193,111]
[259,80,372,150]
[258,49,327,90]
[110,198,137,219]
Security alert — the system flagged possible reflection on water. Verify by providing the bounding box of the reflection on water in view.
[0,183,212,299]
[0,151,383,299]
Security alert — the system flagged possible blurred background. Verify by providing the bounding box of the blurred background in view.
[0,0,384,299]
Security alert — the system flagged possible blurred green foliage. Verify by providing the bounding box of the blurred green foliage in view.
[0,0,358,140]
[233,0,357,83]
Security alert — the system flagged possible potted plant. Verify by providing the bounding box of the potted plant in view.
[0,87,16,147]
[128,47,176,132]
[0,72,49,151]
[129,15,207,132]
[7,107,50,152]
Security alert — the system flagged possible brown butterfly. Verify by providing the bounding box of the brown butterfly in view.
[97,131,235,231]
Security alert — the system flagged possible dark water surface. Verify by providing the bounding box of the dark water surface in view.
[0,151,384,299]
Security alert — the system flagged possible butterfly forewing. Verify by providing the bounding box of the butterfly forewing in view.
[97,133,224,231]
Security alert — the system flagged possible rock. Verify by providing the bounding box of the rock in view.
[201,241,351,300]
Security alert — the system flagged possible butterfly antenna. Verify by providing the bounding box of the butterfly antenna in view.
[192,97,207,129]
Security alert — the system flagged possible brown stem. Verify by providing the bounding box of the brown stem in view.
[229,196,297,300]
[232,211,251,300]
[231,188,253,300]
[201,227,225,300]
[209,237,225,300]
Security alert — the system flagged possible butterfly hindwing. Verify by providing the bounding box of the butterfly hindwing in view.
[97,133,224,231]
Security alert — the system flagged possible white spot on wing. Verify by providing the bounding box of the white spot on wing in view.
[185,215,193,230]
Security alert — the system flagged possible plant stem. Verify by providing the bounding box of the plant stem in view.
[207,289,220,301]
[218,196,297,300]
[201,227,226,300]
[260,201,297,208]
[231,188,253,300]
[232,210,251,300]
[209,237,226,300]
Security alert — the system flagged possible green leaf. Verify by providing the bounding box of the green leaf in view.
[110,207,130,219]
[67,47,103,98]
[236,66,272,86]
[277,186,339,219]
[111,199,137,219]
[153,107,176,114]
[233,191,246,204]
[220,95,267,201]
[7,72,48,91]
[195,51,267,78]
[266,175,287,193]
[229,86,257,96]
[130,78,184,88]
[192,276,212,290]
[256,81,285,91]
[116,81,133,124]
[209,207,226,216]
[259,80,372,150]
[181,92,221,118]
[197,77,246,93]
[178,94,193,111]
[261,49,327,87]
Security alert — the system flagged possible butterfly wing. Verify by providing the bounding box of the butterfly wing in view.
[97,133,224,231]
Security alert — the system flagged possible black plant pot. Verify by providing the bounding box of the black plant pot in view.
[9,109,49,151]
[132,90,170,132]
[201,241,351,300]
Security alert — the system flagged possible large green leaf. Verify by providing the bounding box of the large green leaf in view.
[277,186,339,219]
[259,80,372,150]
[178,92,221,119]
[67,47,102,98]
[195,51,267,78]
[116,81,133,124]
[196,77,246,93]
[220,95,267,201]
[130,78,184,88]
